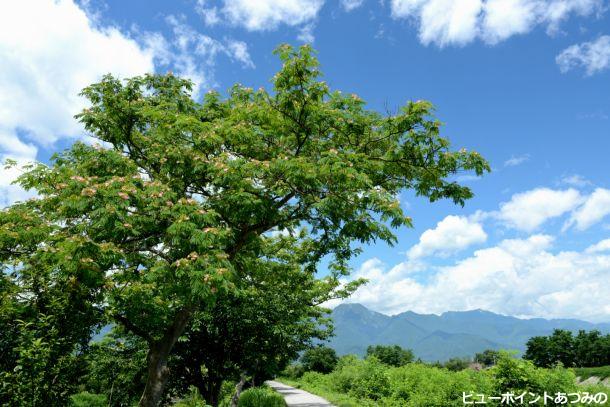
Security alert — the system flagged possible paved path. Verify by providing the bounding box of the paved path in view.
[266,380,335,407]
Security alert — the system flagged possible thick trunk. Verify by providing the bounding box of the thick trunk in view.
[138,307,194,407]
[229,373,247,407]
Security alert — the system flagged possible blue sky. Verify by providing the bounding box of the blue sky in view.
[1,0,610,322]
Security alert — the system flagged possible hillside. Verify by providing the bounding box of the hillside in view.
[328,303,610,361]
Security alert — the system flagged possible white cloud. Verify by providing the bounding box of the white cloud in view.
[206,0,325,31]
[586,238,610,253]
[556,35,610,76]
[0,1,253,208]
[504,153,530,167]
[346,234,610,322]
[0,0,155,147]
[567,188,610,230]
[390,0,602,46]
[497,188,582,231]
[196,0,222,26]
[560,174,593,187]
[408,215,487,259]
[157,15,254,97]
[0,0,157,206]
[297,23,317,43]
[341,0,366,11]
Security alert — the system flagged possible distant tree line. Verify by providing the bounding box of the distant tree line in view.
[284,345,502,378]
[524,329,610,368]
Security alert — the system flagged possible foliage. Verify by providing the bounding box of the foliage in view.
[0,252,101,406]
[68,392,107,407]
[1,44,488,405]
[573,365,610,380]
[301,346,339,374]
[168,249,336,405]
[365,345,414,367]
[173,386,210,407]
[442,357,472,372]
[474,349,500,367]
[525,329,610,368]
[281,363,306,379]
[282,352,610,406]
[237,387,286,407]
[81,329,148,406]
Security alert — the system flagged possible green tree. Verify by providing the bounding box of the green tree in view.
[301,346,339,374]
[526,329,610,368]
[168,241,346,405]
[474,349,500,367]
[365,345,414,367]
[524,336,552,367]
[442,357,471,372]
[82,330,148,406]
[0,217,104,406]
[1,44,488,406]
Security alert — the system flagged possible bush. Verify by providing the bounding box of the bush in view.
[286,351,602,406]
[69,391,107,407]
[174,386,210,407]
[238,387,286,407]
[443,357,471,372]
[366,345,414,367]
[301,346,338,374]
[282,363,306,379]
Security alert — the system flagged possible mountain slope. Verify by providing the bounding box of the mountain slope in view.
[328,304,610,362]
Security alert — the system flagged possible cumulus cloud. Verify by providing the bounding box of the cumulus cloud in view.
[556,35,610,76]
[0,1,254,208]
[497,188,582,231]
[586,238,610,253]
[566,188,610,230]
[0,0,155,147]
[0,0,156,206]
[407,215,487,259]
[390,0,602,46]
[346,234,610,322]
[198,0,325,31]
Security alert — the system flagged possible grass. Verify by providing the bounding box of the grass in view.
[277,378,372,407]
[573,365,610,380]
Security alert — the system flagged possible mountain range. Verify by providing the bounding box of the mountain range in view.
[328,303,610,362]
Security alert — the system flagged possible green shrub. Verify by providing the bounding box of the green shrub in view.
[301,346,338,374]
[69,391,107,407]
[574,365,610,380]
[282,363,306,379]
[238,387,286,407]
[366,345,414,367]
[174,386,210,407]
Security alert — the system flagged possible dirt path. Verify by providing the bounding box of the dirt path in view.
[266,380,335,407]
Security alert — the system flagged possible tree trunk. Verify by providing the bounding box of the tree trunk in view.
[229,373,247,407]
[197,376,221,407]
[138,307,194,407]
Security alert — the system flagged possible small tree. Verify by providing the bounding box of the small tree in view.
[474,349,500,367]
[301,346,339,374]
[365,345,414,367]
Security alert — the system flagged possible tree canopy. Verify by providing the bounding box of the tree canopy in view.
[366,344,414,367]
[0,44,489,406]
[524,329,610,368]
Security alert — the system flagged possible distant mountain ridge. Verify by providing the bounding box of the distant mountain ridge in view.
[328,303,610,362]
